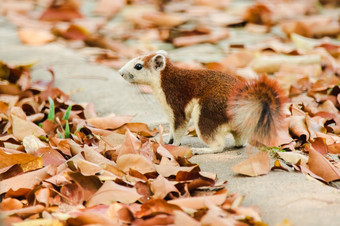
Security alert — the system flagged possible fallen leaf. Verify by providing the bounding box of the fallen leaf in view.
[17,28,54,46]
[168,191,227,209]
[308,147,340,182]
[0,165,54,194]
[135,199,182,218]
[116,153,155,174]
[278,152,308,166]
[11,115,46,141]
[232,151,270,177]
[39,0,83,21]
[87,180,142,206]
[173,29,229,47]
[94,0,126,18]
[174,210,200,226]
[87,114,133,130]
[150,175,179,199]
[0,149,43,172]
[0,198,23,211]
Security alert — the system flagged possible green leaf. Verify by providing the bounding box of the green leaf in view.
[64,121,70,139]
[47,97,55,122]
[63,105,72,120]
[57,131,63,139]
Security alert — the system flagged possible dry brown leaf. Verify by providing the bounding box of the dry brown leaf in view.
[289,115,309,141]
[308,147,340,183]
[150,175,179,199]
[0,165,54,194]
[1,204,45,218]
[250,55,321,73]
[168,192,227,209]
[0,149,42,172]
[116,129,142,156]
[116,153,155,174]
[17,28,54,46]
[232,151,270,177]
[87,114,133,130]
[106,203,134,224]
[95,0,126,17]
[328,143,340,154]
[23,135,48,155]
[281,15,340,38]
[174,210,200,226]
[278,152,308,166]
[142,12,186,28]
[115,123,158,137]
[173,29,229,47]
[39,0,83,21]
[87,180,142,206]
[67,211,115,226]
[0,198,23,211]
[136,199,182,218]
[11,115,46,141]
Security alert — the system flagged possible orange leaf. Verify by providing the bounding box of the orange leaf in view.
[308,147,340,183]
[18,28,54,46]
[168,192,227,210]
[116,154,155,174]
[0,149,42,172]
[87,180,142,206]
[232,151,270,177]
[0,165,54,194]
[11,115,46,141]
[87,114,133,130]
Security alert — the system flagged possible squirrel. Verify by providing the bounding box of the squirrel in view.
[119,50,286,154]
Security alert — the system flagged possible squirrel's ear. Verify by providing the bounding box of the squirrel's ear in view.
[152,54,166,71]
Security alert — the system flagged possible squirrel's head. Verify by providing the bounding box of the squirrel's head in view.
[119,50,168,85]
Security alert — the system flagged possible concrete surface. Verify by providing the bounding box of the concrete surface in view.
[1,16,340,226]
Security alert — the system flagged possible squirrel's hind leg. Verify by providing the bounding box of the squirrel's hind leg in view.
[231,130,248,148]
[191,106,228,154]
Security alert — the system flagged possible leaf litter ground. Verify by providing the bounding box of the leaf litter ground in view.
[1,0,340,225]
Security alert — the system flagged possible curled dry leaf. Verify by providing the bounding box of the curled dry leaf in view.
[250,55,321,73]
[150,175,179,199]
[17,28,54,46]
[23,135,48,155]
[116,129,142,156]
[308,147,340,183]
[135,199,182,218]
[87,180,142,206]
[232,151,270,177]
[94,0,126,18]
[87,114,133,130]
[0,198,23,211]
[281,15,340,38]
[39,0,83,21]
[278,152,308,166]
[289,115,309,141]
[0,165,54,194]
[11,115,46,141]
[174,210,200,226]
[173,29,230,47]
[168,191,227,209]
[115,122,158,137]
[0,149,42,172]
[116,153,155,174]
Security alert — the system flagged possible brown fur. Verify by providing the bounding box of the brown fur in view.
[159,59,286,145]
[160,59,240,139]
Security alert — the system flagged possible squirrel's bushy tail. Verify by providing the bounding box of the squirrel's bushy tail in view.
[228,75,287,145]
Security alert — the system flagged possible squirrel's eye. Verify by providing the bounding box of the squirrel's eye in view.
[134,63,143,70]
